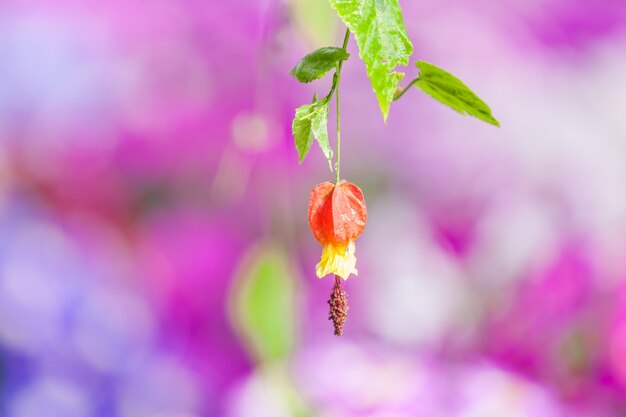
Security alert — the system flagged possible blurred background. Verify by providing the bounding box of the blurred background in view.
[1,0,626,416]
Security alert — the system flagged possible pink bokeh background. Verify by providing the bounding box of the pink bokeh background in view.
[1,0,626,416]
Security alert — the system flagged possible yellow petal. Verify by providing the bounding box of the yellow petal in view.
[315,241,358,280]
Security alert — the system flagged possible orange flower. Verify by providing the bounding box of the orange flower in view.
[308,180,367,280]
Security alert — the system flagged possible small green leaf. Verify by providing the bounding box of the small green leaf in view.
[329,0,413,121]
[290,47,350,83]
[414,61,500,126]
[310,101,333,170]
[229,243,299,363]
[292,99,334,168]
[292,103,315,162]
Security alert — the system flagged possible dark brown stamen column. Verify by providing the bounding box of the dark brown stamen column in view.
[328,275,349,335]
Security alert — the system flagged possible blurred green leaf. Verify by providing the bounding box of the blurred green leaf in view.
[292,100,333,168]
[288,0,342,46]
[329,0,413,121]
[414,61,500,126]
[290,47,349,83]
[229,244,298,363]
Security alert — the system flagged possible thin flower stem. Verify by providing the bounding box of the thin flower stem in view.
[393,77,420,101]
[324,29,351,103]
[335,72,341,182]
[333,28,350,183]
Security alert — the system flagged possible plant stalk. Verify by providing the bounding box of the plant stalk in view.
[393,77,420,101]
[333,28,350,183]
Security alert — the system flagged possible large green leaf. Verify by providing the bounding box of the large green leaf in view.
[229,244,299,363]
[291,100,333,168]
[290,47,350,83]
[329,0,413,121]
[414,61,500,126]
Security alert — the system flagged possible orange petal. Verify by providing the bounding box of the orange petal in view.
[308,181,335,244]
[308,180,367,247]
[331,181,367,245]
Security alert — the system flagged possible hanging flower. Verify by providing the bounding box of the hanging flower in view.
[308,180,366,335]
[308,180,367,280]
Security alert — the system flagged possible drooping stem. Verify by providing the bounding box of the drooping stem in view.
[393,77,420,101]
[335,71,341,183]
[327,28,350,183]
[325,29,351,102]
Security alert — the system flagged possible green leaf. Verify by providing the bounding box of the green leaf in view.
[310,101,333,170]
[328,0,413,121]
[291,99,334,168]
[292,103,315,162]
[414,61,500,126]
[229,244,299,363]
[290,47,350,83]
